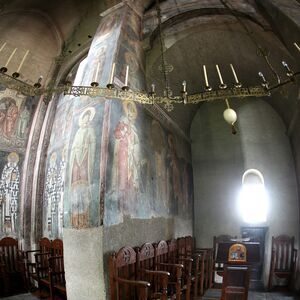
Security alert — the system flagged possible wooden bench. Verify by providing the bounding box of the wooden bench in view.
[0,237,26,296]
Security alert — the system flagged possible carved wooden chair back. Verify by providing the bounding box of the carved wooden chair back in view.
[185,236,194,257]
[0,237,20,273]
[167,239,178,263]
[109,246,149,300]
[155,241,169,266]
[177,237,186,258]
[40,237,51,253]
[51,239,63,256]
[268,235,297,289]
[137,243,168,298]
[221,265,250,300]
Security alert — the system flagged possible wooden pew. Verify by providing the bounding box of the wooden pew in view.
[0,237,26,296]
[109,246,150,300]
[49,255,66,300]
[155,240,184,300]
[136,242,169,300]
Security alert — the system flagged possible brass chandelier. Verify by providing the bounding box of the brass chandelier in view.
[0,0,299,134]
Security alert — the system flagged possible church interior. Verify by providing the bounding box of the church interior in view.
[0,0,299,299]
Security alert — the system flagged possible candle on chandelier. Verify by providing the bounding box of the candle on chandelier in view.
[203,65,209,87]
[294,42,300,53]
[182,80,187,92]
[0,42,6,53]
[5,48,17,67]
[151,83,155,93]
[109,62,115,84]
[93,62,100,82]
[216,64,224,84]
[230,64,239,84]
[124,65,129,86]
[16,50,29,73]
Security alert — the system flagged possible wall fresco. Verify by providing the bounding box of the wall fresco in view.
[0,151,22,237]
[105,101,193,226]
[0,87,37,152]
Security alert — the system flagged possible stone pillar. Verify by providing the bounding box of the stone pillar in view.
[59,3,146,299]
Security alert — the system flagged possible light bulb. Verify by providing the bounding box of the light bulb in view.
[223,108,237,125]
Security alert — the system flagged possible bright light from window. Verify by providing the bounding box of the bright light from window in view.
[238,183,268,223]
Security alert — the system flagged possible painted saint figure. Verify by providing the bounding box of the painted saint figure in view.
[111,101,140,214]
[57,147,66,238]
[3,101,18,138]
[45,152,58,238]
[69,107,96,228]
[17,106,30,138]
[0,152,20,234]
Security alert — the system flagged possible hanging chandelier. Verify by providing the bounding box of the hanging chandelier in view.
[0,0,299,135]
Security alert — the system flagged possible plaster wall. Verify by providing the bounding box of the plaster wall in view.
[191,99,299,287]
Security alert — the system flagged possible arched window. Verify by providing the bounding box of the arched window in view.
[238,169,268,223]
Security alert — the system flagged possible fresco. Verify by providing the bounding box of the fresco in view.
[76,8,123,87]
[116,8,146,91]
[0,151,22,237]
[105,101,193,226]
[0,87,37,152]
[43,94,106,235]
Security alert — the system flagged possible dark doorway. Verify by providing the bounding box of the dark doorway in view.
[241,227,267,290]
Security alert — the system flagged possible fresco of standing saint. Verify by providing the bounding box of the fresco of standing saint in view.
[111,101,140,215]
[0,152,20,234]
[69,107,96,229]
[44,152,58,238]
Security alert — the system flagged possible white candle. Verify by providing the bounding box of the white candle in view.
[109,62,115,84]
[216,64,224,84]
[151,83,155,93]
[203,65,209,86]
[294,42,300,53]
[124,65,129,86]
[16,50,29,73]
[93,62,100,82]
[182,80,187,92]
[230,64,239,84]
[5,48,17,67]
[0,42,6,53]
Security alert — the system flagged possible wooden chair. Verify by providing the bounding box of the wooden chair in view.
[24,237,51,289]
[136,243,169,299]
[109,246,150,300]
[154,240,184,300]
[0,237,26,296]
[35,251,51,298]
[268,235,297,290]
[168,239,192,300]
[221,265,250,300]
[186,236,213,290]
[0,250,8,296]
[178,236,205,297]
[49,255,66,300]
[51,239,63,256]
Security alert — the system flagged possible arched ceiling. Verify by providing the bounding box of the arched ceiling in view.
[0,0,298,134]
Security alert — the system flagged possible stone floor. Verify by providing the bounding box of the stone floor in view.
[1,290,300,300]
[201,288,300,300]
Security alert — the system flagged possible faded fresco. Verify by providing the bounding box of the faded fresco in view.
[0,151,22,237]
[0,86,37,237]
[0,87,37,151]
[43,95,105,235]
[105,101,193,226]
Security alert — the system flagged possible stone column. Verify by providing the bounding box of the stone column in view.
[60,3,146,299]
